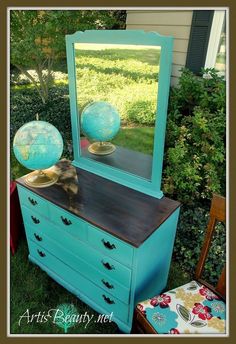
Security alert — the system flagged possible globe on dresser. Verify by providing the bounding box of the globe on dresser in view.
[13,120,63,188]
[81,101,120,155]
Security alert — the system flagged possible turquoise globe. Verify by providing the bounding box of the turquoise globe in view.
[81,101,120,142]
[13,120,63,170]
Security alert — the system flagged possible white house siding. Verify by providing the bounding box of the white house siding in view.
[126,10,193,86]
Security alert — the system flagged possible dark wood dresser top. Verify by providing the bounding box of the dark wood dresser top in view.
[16,160,180,248]
[81,145,152,180]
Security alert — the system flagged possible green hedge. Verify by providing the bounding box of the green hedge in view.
[164,68,226,283]
[163,68,226,205]
[173,205,226,285]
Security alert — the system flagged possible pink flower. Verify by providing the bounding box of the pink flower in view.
[192,303,212,320]
[150,294,171,308]
[199,286,219,301]
[170,328,180,334]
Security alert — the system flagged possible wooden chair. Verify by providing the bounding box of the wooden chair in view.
[133,194,226,334]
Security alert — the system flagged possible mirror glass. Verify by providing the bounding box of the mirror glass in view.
[74,43,161,180]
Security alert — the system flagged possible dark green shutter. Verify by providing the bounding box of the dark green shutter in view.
[186,10,214,74]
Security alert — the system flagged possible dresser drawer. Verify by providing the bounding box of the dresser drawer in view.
[74,242,131,289]
[48,203,87,241]
[28,240,129,322]
[25,223,130,304]
[87,224,133,268]
[17,185,49,217]
[25,219,131,289]
[21,205,49,230]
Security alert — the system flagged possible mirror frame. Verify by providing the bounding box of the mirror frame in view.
[66,30,173,198]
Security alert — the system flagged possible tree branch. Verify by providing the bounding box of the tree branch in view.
[35,64,47,103]
[15,64,46,104]
[15,64,39,89]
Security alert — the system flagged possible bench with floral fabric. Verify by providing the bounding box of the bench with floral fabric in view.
[133,194,226,334]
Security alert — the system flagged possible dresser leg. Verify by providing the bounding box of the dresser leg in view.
[116,322,132,334]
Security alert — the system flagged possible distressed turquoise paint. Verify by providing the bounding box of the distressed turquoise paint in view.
[134,207,180,303]
[125,207,180,332]
[17,185,49,215]
[87,223,133,268]
[28,244,131,332]
[17,184,180,333]
[65,30,173,199]
[66,36,81,162]
[19,204,132,288]
[25,224,130,304]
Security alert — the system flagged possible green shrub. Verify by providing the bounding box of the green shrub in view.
[163,107,226,204]
[161,68,226,280]
[168,68,226,116]
[173,205,226,286]
[10,85,73,160]
[125,99,156,125]
[163,68,226,205]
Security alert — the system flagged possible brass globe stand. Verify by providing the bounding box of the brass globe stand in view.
[88,141,116,156]
[24,169,58,188]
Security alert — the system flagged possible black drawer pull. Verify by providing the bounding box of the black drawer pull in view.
[102,294,115,304]
[61,216,72,226]
[28,197,38,206]
[102,239,116,250]
[37,249,45,257]
[34,233,42,241]
[31,216,40,224]
[101,279,114,289]
[101,260,115,270]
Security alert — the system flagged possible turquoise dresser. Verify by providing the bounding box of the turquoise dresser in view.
[16,161,180,333]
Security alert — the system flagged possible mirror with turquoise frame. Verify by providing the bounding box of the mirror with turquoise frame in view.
[66,30,173,198]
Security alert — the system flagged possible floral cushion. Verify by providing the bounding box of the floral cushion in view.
[136,280,226,334]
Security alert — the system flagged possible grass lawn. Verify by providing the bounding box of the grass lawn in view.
[112,126,155,155]
[75,43,160,130]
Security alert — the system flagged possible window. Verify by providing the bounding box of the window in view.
[205,10,226,77]
[215,16,226,74]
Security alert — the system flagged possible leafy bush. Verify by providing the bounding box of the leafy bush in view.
[10,85,73,159]
[163,68,226,205]
[163,68,226,279]
[163,107,226,204]
[173,205,226,286]
[125,99,156,125]
[168,68,226,116]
